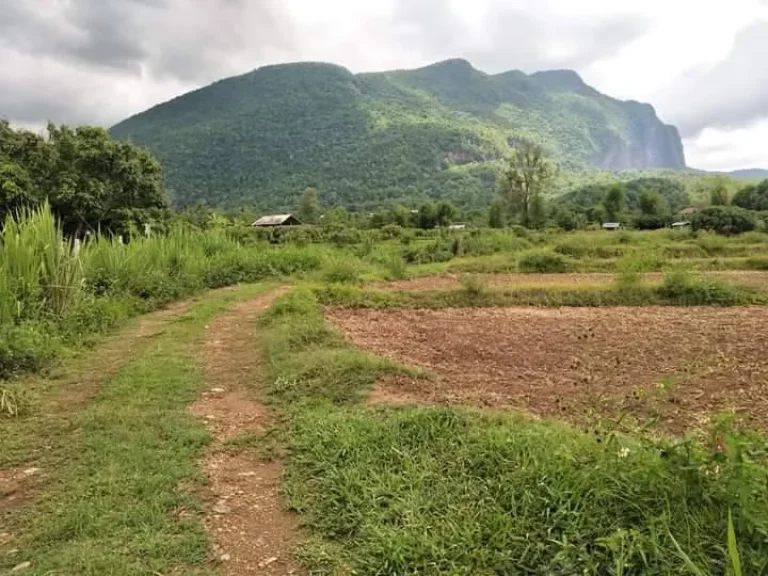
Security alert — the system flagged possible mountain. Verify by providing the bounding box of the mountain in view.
[722,169,768,181]
[111,59,686,210]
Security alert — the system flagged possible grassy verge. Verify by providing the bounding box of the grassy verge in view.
[0,283,270,575]
[316,273,767,309]
[259,288,768,574]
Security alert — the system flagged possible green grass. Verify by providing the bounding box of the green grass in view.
[258,292,768,574]
[315,276,766,309]
[0,283,270,575]
[285,406,768,575]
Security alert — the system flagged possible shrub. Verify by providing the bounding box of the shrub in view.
[691,206,757,236]
[657,271,742,305]
[633,214,672,230]
[518,250,570,273]
[0,322,59,379]
[322,262,363,285]
[460,274,488,299]
[403,240,454,264]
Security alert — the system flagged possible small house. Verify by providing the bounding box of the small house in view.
[251,214,303,227]
[448,224,467,230]
[671,221,691,229]
[602,222,621,231]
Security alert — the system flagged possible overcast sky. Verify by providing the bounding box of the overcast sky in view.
[2,0,768,171]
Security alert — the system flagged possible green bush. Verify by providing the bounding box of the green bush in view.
[0,322,59,379]
[518,250,570,273]
[403,240,454,264]
[657,271,743,305]
[691,206,757,236]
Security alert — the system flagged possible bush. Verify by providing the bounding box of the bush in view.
[322,261,363,285]
[633,214,672,230]
[691,206,757,236]
[0,322,59,379]
[518,250,570,273]
[403,240,454,264]
[656,271,742,305]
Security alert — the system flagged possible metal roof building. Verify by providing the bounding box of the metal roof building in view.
[251,214,303,227]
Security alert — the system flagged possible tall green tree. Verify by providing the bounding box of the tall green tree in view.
[710,178,730,206]
[0,121,169,236]
[638,189,669,216]
[602,184,627,222]
[297,187,320,224]
[500,142,556,228]
[488,199,506,228]
[435,201,458,227]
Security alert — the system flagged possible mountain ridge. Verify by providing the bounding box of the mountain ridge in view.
[111,58,686,210]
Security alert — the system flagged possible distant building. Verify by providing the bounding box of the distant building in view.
[671,221,691,229]
[251,214,303,227]
[602,222,621,231]
[447,224,467,230]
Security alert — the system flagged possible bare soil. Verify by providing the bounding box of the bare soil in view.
[190,289,300,575]
[374,271,768,292]
[327,306,768,432]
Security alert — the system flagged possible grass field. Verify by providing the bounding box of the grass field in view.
[3,218,768,574]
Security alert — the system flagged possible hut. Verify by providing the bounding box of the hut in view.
[251,214,303,227]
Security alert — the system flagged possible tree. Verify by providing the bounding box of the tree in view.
[710,177,730,206]
[602,184,627,222]
[691,206,756,235]
[435,201,458,227]
[322,206,349,227]
[488,199,506,228]
[1,121,170,237]
[297,187,320,224]
[416,202,438,230]
[732,180,768,211]
[638,189,668,216]
[500,142,556,228]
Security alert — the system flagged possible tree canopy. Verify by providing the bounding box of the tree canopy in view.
[0,121,169,236]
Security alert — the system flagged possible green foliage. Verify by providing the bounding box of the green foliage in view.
[732,179,768,212]
[518,249,570,273]
[0,121,169,236]
[488,198,506,228]
[603,184,627,222]
[710,177,731,206]
[297,187,321,224]
[110,61,685,210]
[501,142,556,228]
[691,206,757,236]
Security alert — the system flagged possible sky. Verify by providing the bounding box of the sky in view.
[1,0,768,171]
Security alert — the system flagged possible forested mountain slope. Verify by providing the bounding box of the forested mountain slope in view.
[111,59,686,210]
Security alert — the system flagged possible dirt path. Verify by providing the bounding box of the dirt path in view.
[0,296,201,559]
[190,289,300,575]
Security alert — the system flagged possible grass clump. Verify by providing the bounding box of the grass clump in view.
[262,290,419,407]
[286,406,768,575]
[518,249,570,273]
[656,271,747,306]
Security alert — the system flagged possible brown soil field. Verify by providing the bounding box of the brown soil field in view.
[326,306,768,432]
[373,271,768,291]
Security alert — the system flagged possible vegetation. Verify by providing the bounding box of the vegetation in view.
[110,60,685,210]
[1,121,169,236]
[258,290,768,575]
[500,142,555,227]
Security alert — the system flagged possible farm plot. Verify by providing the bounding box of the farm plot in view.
[326,306,768,431]
[373,270,768,291]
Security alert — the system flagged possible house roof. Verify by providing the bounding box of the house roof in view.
[251,214,300,226]
[602,222,621,228]
[671,221,691,227]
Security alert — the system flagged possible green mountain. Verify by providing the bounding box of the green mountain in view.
[111,59,686,210]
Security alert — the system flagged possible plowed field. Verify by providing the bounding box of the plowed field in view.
[326,306,768,431]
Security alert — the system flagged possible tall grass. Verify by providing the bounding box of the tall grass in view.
[0,205,327,391]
